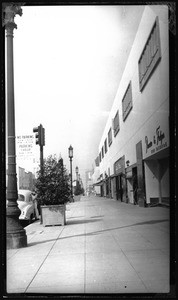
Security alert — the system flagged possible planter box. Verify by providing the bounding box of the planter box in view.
[74,195,81,202]
[41,204,66,226]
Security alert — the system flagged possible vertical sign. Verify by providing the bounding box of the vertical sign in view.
[16,135,35,160]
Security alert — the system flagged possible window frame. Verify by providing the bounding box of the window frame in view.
[138,17,161,92]
[122,81,133,122]
[99,152,101,163]
[113,110,120,137]
[104,138,108,153]
[108,127,112,147]
[101,146,104,158]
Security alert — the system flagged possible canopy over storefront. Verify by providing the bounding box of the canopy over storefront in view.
[93,180,103,186]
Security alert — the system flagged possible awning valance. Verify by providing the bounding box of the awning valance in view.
[93,181,103,186]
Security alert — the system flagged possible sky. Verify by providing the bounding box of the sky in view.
[6,4,145,186]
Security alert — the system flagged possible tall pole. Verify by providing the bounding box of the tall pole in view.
[3,3,27,248]
[40,145,43,176]
[76,166,78,182]
[70,158,73,202]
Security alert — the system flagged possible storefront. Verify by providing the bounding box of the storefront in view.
[143,119,169,205]
[113,155,127,202]
[93,174,104,197]
[125,164,136,204]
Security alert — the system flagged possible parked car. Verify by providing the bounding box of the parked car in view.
[17,189,39,222]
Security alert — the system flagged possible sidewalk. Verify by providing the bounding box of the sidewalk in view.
[6,196,170,295]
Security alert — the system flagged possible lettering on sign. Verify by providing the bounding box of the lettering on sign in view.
[114,157,124,175]
[145,125,167,155]
[145,136,152,152]
[17,135,33,139]
[115,163,122,173]
[16,135,35,159]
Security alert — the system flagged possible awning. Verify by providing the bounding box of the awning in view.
[93,181,103,186]
[126,171,132,179]
[110,174,115,178]
[126,174,132,179]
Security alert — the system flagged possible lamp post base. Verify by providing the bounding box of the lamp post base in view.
[6,230,27,249]
[6,209,27,249]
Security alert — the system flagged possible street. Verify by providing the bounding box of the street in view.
[6,195,170,294]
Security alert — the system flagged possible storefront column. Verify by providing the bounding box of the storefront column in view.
[136,141,146,206]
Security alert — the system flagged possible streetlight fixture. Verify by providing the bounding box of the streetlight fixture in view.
[68,145,73,202]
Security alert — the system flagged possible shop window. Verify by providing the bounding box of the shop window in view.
[138,17,161,91]
[104,138,107,153]
[122,82,133,121]
[113,110,120,136]
[108,127,112,147]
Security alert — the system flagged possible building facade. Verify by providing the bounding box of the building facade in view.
[93,6,169,206]
[85,170,94,195]
[17,167,36,191]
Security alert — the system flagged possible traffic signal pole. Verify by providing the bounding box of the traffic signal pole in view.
[40,145,44,176]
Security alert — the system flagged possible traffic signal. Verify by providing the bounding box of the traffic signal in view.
[33,124,45,146]
[41,127,45,146]
[33,125,41,145]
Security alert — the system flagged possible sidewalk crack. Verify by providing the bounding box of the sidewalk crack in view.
[24,226,65,293]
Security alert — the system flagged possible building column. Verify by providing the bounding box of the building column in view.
[3,3,27,248]
[136,141,146,206]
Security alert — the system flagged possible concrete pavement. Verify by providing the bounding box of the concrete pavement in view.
[6,195,170,295]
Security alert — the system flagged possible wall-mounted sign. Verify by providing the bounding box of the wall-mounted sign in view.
[144,124,168,158]
[16,135,35,160]
[114,156,125,175]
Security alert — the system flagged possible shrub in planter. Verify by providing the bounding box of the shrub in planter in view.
[35,155,71,226]
[74,181,84,202]
[74,181,84,196]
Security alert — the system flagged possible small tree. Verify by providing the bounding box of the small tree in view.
[35,155,70,206]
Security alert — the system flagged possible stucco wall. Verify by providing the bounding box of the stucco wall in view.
[98,5,169,178]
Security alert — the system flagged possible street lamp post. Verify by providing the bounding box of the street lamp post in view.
[3,3,27,248]
[78,174,81,186]
[75,166,79,195]
[75,166,79,182]
[68,145,73,202]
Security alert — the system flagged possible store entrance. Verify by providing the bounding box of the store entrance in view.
[132,167,138,205]
[116,175,123,201]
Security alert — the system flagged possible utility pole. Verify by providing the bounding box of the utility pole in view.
[68,145,74,202]
[40,144,44,176]
[3,3,27,248]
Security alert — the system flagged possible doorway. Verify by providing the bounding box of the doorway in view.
[132,167,138,204]
[116,174,123,201]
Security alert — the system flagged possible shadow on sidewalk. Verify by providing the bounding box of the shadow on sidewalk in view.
[67,217,103,225]
[27,218,169,247]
